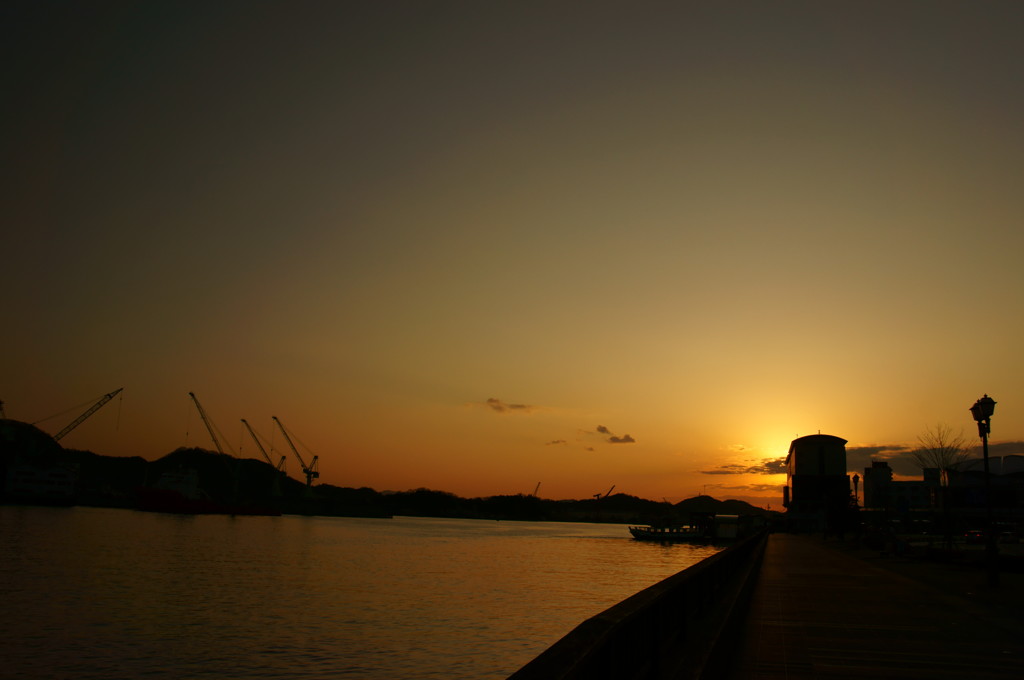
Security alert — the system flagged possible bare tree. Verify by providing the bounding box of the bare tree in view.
[911,423,971,486]
[911,424,971,549]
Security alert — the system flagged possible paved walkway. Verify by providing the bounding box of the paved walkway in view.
[727,534,1024,679]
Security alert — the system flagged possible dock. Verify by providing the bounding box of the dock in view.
[728,533,1024,679]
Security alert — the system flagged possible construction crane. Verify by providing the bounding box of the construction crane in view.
[188,392,229,455]
[593,485,615,499]
[54,388,123,441]
[272,416,319,488]
[241,419,286,471]
[241,418,286,498]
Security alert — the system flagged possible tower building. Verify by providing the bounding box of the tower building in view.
[782,434,851,531]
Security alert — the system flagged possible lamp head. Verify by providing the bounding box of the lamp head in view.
[970,394,996,423]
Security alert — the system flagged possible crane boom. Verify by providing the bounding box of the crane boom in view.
[241,419,286,471]
[272,416,319,487]
[54,388,123,441]
[272,417,306,467]
[241,419,274,466]
[189,392,225,455]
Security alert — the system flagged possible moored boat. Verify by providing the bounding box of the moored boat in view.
[628,524,708,542]
[136,469,281,516]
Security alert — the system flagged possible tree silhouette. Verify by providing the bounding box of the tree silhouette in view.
[912,423,971,548]
[911,423,971,486]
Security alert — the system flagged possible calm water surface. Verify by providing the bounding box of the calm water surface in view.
[1,506,721,679]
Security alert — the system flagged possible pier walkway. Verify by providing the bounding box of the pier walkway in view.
[727,534,1024,679]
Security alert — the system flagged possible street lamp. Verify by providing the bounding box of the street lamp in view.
[970,394,997,586]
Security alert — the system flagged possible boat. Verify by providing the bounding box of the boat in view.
[136,469,281,516]
[2,460,78,506]
[628,524,708,542]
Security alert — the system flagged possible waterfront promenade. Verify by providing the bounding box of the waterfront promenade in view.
[727,534,1024,679]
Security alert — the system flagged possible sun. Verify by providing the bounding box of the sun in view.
[749,430,796,470]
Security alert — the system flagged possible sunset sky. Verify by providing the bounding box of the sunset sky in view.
[6,1,1024,507]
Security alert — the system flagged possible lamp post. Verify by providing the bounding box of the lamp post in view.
[969,394,997,587]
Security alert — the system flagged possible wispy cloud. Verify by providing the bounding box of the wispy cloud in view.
[482,397,537,414]
[740,482,788,493]
[984,440,1024,457]
[713,482,783,493]
[846,444,911,460]
[750,457,787,474]
[701,457,787,476]
[846,444,915,475]
[593,424,636,444]
[548,424,639,450]
[702,464,748,475]
[704,445,967,478]
[705,441,1024,480]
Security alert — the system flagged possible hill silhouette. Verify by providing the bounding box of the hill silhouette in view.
[4,440,777,522]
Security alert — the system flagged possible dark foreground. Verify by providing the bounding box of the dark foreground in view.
[728,534,1024,679]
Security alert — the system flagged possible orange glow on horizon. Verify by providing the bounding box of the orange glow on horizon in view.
[5,4,1024,510]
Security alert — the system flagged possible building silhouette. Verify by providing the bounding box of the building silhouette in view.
[783,434,851,532]
[859,455,1024,534]
[862,461,939,513]
[948,455,1024,517]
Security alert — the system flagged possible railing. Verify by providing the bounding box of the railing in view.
[507,530,767,680]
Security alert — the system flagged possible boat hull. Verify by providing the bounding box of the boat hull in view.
[135,487,281,516]
[628,526,708,542]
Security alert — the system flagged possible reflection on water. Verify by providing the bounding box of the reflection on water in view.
[0,506,720,679]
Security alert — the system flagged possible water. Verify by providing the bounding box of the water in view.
[0,506,721,679]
